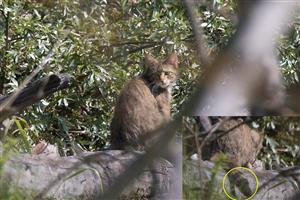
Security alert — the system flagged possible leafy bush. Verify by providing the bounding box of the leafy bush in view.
[0,1,299,154]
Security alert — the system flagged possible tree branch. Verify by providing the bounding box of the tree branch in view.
[1,150,174,200]
[182,0,210,66]
[0,74,70,122]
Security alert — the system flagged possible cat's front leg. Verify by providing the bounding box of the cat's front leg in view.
[155,90,171,119]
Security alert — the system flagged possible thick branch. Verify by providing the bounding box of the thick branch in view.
[1,150,175,200]
[0,74,70,122]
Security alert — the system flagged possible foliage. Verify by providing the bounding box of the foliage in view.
[0,0,299,159]
[254,117,300,169]
[279,18,300,86]
[0,0,199,153]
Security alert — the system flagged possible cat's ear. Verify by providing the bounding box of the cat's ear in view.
[144,54,159,70]
[164,53,178,67]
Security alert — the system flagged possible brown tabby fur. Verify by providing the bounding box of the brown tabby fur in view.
[200,118,263,197]
[202,118,263,168]
[110,53,179,150]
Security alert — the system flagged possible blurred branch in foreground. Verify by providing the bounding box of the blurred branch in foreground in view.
[188,1,299,115]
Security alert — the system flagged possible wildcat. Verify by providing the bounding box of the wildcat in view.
[198,117,262,167]
[110,53,178,151]
[199,117,263,197]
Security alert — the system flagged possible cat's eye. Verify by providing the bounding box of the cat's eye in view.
[163,71,173,75]
[164,71,175,77]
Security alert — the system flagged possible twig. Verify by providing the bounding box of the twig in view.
[182,0,209,66]
[110,43,162,61]
[183,118,199,140]
[213,118,252,141]
[0,7,10,92]
[198,117,229,155]
[193,116,205,196]
[0,9,5,18]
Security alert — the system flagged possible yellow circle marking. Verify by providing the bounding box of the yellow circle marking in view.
[222,166,259,200]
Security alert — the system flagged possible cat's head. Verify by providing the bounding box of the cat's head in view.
[143,53,178,89]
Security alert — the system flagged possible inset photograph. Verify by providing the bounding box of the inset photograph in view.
[183,117,300,200]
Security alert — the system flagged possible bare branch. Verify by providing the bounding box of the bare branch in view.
[0,74,70,122]
[182,0,210,66]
